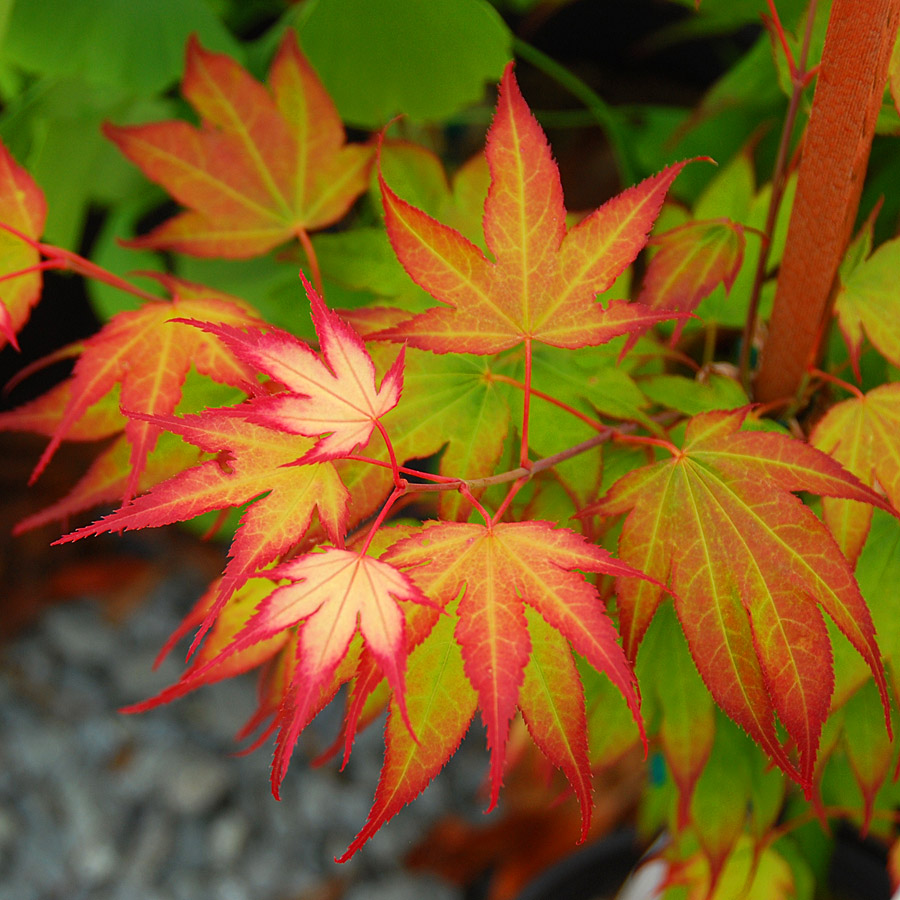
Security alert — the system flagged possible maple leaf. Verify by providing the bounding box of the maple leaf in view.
[635,217,746,345]
[0,277,265,505]
[811,382,900,566]
[105,31,373,258]
[334,519,651,853]
[13,430,202,535]
[374,62,697,354]
[585,408,894,790]
[183,274,405,464]
[220,549,433,797]
[55,408,349,655]
[0,140,47,349]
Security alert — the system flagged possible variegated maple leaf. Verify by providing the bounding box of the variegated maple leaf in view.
[105,31,373,258]
[585,408,895,790]
[183,274,405,464]
[374,62,697,354]
[131,548,434,801]
[127,575,368,767]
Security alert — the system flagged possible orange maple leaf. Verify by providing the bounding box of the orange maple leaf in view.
[335,519,653,858]
[585,408,894,790]
[105,31,373,258]
[374,62,697,354]
[635,217,746,346]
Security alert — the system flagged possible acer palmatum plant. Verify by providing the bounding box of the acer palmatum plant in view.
[2,2,900,897]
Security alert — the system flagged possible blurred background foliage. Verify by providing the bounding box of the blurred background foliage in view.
[0,0,897,385]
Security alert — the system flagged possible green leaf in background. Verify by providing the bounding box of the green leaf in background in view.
[638,373,748,415]
[2,0,239,93]
[294,0,511,127]
[0,83,178,248]
[638,602,715,829]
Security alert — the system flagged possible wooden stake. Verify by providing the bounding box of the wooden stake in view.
[754,0,900,407]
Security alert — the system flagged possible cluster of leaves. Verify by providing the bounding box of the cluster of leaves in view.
[3,1,900,896]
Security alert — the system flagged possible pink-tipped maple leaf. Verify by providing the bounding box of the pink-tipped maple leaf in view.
[0,140,47,349]
[0,277,265,505]
[374,62,698,355]
[336,520,652,857]
[585,408,894,790]
[184,274,405,464]
[55,408,349,656]
[233,549,433,797]
[105,31,373,258]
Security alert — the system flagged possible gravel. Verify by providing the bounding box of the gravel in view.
[0,571,476,900]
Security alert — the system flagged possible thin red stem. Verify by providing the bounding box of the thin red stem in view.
[491,477,528,526]
[0,220,165,305]
[374,418,403,488]
[296,227,325,299]
[56,250,163,303]
[0,260,65,285]
[359,484,407,555]
[613,432,679,455]
[342,455,459,483]
[0,220,43,252]
[810,367,865,399]
[766,0,797,75]
[490,372,607,433]
[459,484,493,526]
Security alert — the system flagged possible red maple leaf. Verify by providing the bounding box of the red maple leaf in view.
[374,62,698,354]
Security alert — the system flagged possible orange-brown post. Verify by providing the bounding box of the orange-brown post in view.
[754,0,900,406]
